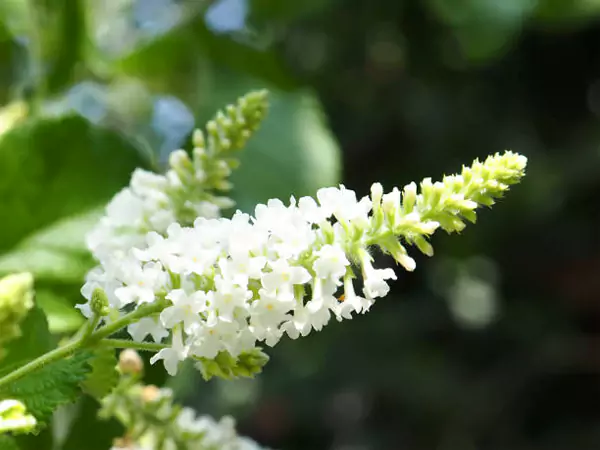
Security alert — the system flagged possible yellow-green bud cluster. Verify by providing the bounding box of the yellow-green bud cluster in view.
[194,347,270,381]
[0,273,34,360]
[168,90,269,225]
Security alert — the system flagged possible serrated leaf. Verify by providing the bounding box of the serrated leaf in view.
[0,352,92,427]
[80,348,118,400]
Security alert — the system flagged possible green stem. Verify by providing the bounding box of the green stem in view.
[0,300,168,389]
[80,313,101,342]
[0,339,81,390]
[86,300,168,344]
[99,339,167,352]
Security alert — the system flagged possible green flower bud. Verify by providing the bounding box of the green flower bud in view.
[91,287,110,316]
[194,348,269,381]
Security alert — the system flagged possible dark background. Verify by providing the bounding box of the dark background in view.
[1,1,600,449]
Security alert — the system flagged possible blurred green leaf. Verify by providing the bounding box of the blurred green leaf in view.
[249,0,336,22]
[426,0,535,61]
[60,395,122,450]
[196,70,341,211]
[0,0,28,38]
[0,305,53,377]
[0,209,101,283]
[0,116,145,336]
[0,435,20,450]
[115,13,297,103]
[0,114,146,252]
[535,0,600,24]
[80,348,118,400]
[35,289,84,334]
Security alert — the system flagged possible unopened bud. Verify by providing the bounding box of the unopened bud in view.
[382,187,400,215]
[91,287,110,316]
[0,273,34,353]
[195,348,269,381]
[118,349,143,375]
[141,385,160,403]
[370,183,383,206]
[192,129,206,149]
[402,182,417,213]
[169,149,192,172]
[0,272,34,319]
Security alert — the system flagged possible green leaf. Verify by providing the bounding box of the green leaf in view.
[0,435,20,450]
[35,289,85,335]
[0,114,147,253]
[249,0,335,23]
[80,348,118,400]
[60,396,122,450]
[0,306,54,377]
[0,352,92,427]
[114,14,297,104]
[0,116,147,334]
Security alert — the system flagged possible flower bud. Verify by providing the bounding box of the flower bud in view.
[370,182,383,208]
[195,348,269,381]
[0,272,34,354]
[141,385,160,403]
[118,349,144,375]
[192,129,206,149]
[402,182,417,213]
[91,287,110,316]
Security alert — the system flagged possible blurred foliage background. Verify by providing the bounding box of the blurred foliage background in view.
[1,0,600,449]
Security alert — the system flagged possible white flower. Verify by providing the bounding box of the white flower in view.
[363,265,397,299]
[313,244,350,280]
[150,327,188,375]
[298,195,328,223]
[317,185,372,224]
[212,276,252,322]
[188,314,239,359]
[261,259,311,293]
[160,289,208,332]
[128,317,169,342]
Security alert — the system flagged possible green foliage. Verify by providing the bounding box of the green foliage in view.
[0,435,19,450]
[0,306,53,377]
[0,352,92,429]
[0,114,147,252]
[80,348,118,400]
[0,115,146,333]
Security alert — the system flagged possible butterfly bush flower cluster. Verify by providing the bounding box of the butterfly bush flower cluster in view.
[76,91,527,378]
